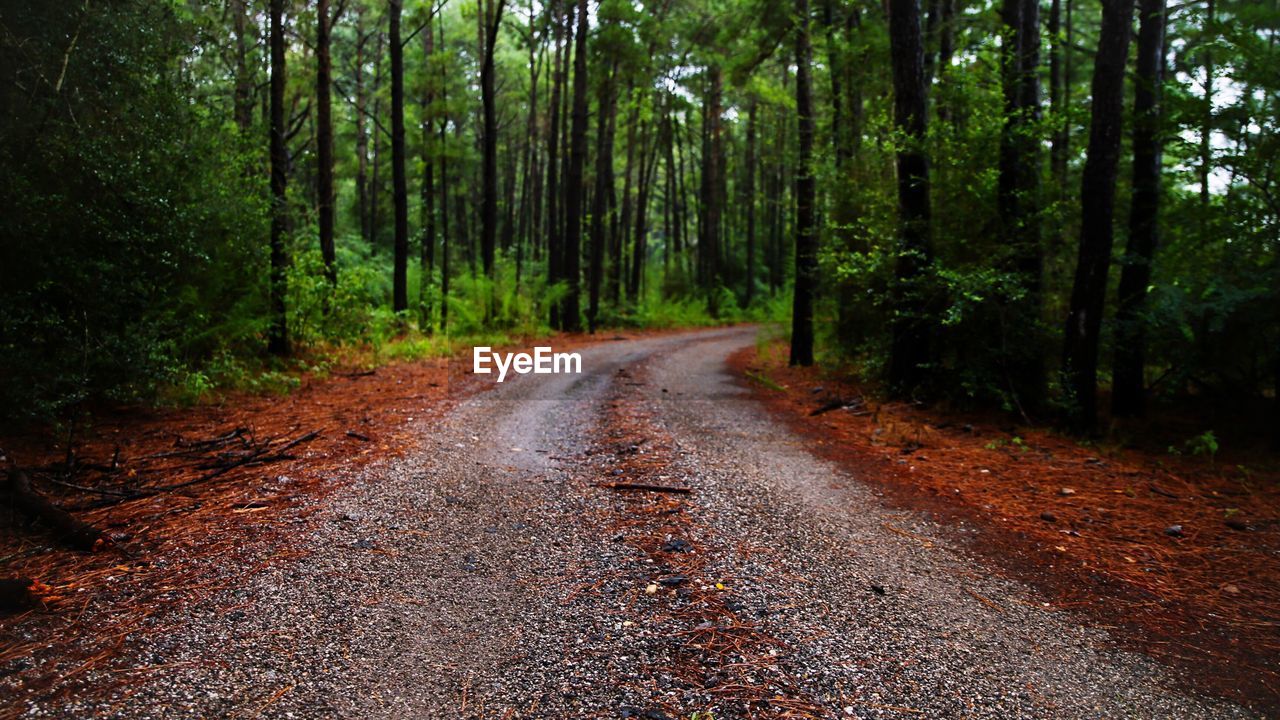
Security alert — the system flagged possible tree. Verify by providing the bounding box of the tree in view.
[589,61,619,333]
[390,0,409,314]
[316,0,338,288]
[1061,0,1135,431]
[561,0,588,332]
[887,0,933,393]
[268,0,290,356]
[480,0,506,280]
[789,0,816,367]
[1112,0,1167,418]
[700,66,724,315]
[354,4,373,246]
[998,0,1044,412]
[545,0,566,327]
[743,98,757,308]
[419,5,437,328]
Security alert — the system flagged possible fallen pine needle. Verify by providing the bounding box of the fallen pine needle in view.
[965,587,1004,613]
[254,684,294,717]
[864,702,925,715]
[882,522,935,548]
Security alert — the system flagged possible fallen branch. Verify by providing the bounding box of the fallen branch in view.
[7,470,105,551]
[346,430,372,442]
[336,369,376,378]
[810,399,846,416]
[152,430,320,493]
[597,481,692,494]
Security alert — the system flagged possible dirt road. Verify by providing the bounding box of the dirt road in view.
[49,327,1251,719]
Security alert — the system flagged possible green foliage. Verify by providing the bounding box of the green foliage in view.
[0,1,266,425]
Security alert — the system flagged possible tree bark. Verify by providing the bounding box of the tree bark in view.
[480,0,505,279]
[438,20,451,329]
[998,0,1044,412]
[822,0,846,169]
[1200,0,1215,215]
[390,0,409,313]
[790,0,816,366]
[1062,0,1135,431]
[1048,0,1068,196]
[419,9,436,329]
[702,66,724,315]
[369,30,385,255]
[744,99,757,307]
[232,0,254,134]
[317,0,337,287]
[1112,0,1167,418]
[589,62,618,332]
[267,0,289,356]
[516,5,541,288]
[887,0,934,392]
[355,5,371,246]
[630,115,658,304]
[562,0,588,331]
[545,0,566,327]
[615,90,637,305]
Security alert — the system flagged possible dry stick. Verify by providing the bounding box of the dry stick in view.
[7,469,105,551]
[45,476,131,497]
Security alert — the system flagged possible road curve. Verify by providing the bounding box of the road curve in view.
[54,327,1251,719]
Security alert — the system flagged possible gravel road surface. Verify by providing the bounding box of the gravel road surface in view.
[41,327,1251,719]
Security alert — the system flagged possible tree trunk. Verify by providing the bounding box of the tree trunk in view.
[555,3,574,317]
[665,103,683,267]
[545,0,566,327]
[1112,0,1167,418]
[822,0,846,169]
[744,99,757,307]
[790,0,816,366]
[419,10,436,329]
[1200,0,1215,215]
[615,90,637,305]
[998,0,1045,412]
[629,116,657,304]
[1062,0,1135,431]
[317,0,337,287]
[589,61,618,332]
[702,66,724,315]
[232,0,254,134]
[438,20,451,330]
[516,6,541,288]
[673,106,690,276]
[1049,0,1068,195]
[562,0,588,332]
[480,0,505,279]
[887,0,934,392]
[390,0,409,313]
[355,6,371,246]
[267,0,289,356]
[369,30,385,255]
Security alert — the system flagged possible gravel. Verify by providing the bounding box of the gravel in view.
[35,327,1254,719]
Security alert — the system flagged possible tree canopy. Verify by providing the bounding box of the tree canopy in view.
[1,0,1277,441]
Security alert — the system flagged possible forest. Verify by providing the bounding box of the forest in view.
[1,0,1278,438]
[4,1,1280,715]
